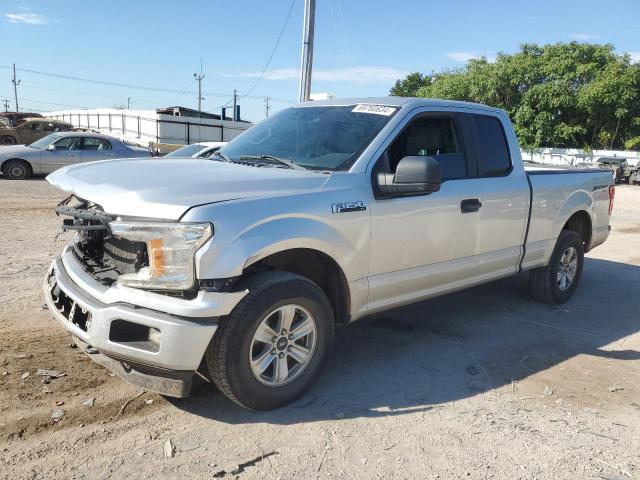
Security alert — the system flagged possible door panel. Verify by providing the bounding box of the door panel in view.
[40,137,83,173]
[368,178,484,309]
[473,178,529,277]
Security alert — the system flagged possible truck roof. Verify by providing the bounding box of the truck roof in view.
[298,96,506,115]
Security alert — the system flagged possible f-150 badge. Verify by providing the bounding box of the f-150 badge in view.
[332,201,366,213]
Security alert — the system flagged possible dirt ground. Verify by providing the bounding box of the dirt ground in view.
[1,180,639,480]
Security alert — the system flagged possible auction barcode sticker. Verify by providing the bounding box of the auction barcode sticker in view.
[352,104,396,116]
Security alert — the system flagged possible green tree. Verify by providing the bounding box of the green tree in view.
[390,72,430,97]
[390,43,640,150]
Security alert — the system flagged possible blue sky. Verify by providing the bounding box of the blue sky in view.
[1,0,639,122]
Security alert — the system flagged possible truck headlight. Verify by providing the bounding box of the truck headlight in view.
[109,220,213,291]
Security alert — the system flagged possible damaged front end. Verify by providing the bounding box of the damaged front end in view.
[43,196,247,397]
[56,195,149,288]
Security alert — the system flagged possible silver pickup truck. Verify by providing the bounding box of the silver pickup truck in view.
[43,97,614,410]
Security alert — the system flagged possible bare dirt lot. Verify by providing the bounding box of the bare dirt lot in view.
[1,180,639,480]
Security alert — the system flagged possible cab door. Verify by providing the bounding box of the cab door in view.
[366,111,529,315]
[458,113,529,279]
[367,111,485,313]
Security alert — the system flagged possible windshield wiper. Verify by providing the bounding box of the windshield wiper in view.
[239,155,306,170]
[211,151,231,162]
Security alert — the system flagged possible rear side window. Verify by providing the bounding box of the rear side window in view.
[471,116,511,177]
[82,137,112,150]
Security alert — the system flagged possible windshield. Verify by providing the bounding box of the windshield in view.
[165,143,206,157]
[219,105,397,171]
[29,134,60,149]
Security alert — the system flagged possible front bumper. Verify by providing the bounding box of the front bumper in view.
[43,247,247,396]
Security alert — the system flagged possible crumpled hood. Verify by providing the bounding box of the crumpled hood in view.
[46,157,330,220]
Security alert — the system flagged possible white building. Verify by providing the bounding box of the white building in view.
[45,106,253,149]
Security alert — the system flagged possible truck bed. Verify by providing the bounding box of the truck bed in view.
[521,166,612,271]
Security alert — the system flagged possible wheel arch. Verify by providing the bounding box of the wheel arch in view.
[562,210,592,252]
[243,248,351,325]
[553,190,595,251]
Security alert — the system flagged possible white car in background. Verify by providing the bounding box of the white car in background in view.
[164,142,226,159]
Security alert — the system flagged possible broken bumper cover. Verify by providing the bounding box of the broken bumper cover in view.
[43,247,247,397]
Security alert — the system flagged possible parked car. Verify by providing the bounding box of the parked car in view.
[0,131,151,180]
[164,141,227,158]
[0,118,74,145]
[44,97,613,410]
[596,157,638,184]
[0,111,44,126]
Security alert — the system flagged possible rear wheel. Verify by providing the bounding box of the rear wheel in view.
[529,230,584,304]
[205,271,335,410]
[2,159,31,180]
[1,135,16,145]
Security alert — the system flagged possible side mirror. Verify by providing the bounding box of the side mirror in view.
[46,145,56,151]
[377,156,441,196]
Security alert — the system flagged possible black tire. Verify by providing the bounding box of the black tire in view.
[2,159,31,180]
[529,230,584,304]
[205,271,335,410]
[1,135,17,145]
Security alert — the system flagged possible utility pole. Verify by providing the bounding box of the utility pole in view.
[298,0,316,103]
[2,99,9,112]
[193,59,205,113]
[264,97,271,118]
[12,63,21,113]
[127,97,131,109]
[232,89,238,121]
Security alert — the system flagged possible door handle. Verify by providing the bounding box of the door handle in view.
[461,198,482,213]
[67,153,79,156]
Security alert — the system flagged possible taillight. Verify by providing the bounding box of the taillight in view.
[608,185,615,215]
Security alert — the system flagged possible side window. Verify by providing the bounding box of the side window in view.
[30,122,43,132]
[82,137,112,150]
[44,122,57,132]
[53,137,81,150]
[382,116,467,181]
[471,116,511,177]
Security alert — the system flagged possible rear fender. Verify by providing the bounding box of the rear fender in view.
[542,190,594,262]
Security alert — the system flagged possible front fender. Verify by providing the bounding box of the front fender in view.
[196,216,365,281]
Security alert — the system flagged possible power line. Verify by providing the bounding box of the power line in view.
[241,0,297,98]
[0,64,295,104]
[0,95,90,109]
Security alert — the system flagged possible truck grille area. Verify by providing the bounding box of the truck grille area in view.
[57,196,148,286]
[72,234,148,285]
[47,274,91,332]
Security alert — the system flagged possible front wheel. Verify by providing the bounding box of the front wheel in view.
[206,271,335,410]
[1,135,16,145]
[2,159,31,180]
[529,230,584,304]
